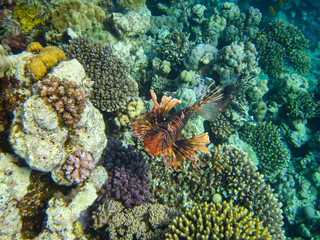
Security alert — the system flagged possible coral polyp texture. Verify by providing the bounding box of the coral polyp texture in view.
[97,136,152,208]
[36,76,87,129]
[239,122,291,176]
[62,150,96,184]
[207,144,285,239]
[61,36,139,112]
[91,199,178,239]
[165,201,271,239]
[26,44,66,80]
[255,20,310,78]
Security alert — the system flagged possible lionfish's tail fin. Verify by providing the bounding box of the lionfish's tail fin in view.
[150,90,182,118]
[172,132,211,171]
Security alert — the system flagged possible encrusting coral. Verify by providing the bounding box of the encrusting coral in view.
[26,43,66,80]
[61,36,138,112]
[36,76,87,129]
[165,201,271,239]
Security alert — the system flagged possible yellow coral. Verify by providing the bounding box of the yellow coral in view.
[27,42,44,54]
[13,3,47,33]
[27,44,66,80]
[166,201,271,240]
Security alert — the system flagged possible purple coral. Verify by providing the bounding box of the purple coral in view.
[98,136,152,208]
[62,150,96,184]
[36,76,87,128]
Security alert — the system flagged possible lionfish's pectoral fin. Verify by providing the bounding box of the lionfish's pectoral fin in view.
[173,133,211,170]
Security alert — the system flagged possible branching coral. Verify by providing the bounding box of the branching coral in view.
[255,20,310,77]
[97,136,152,208]
[26,43,66,80]
[165,201,271,239]
[91,200,177,239]
[62,150,96,184]
[61,37,138,112]
[36,76,87,128]
[239,122,290,176]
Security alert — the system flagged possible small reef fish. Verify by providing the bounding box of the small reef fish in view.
[131,84,222,171]
[269,5,276,16]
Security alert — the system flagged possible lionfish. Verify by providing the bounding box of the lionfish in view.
[131,83,223,171]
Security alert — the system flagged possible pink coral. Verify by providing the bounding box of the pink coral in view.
[36,76,87,128]
[62,150,96,184]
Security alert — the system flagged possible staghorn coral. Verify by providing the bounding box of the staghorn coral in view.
[97,136,152,208]
[26,44,66,80]
[62,150,96,184]
[36,76,87,129]
[61,36,138,112]
[165,201,271,239]
[91,199,177,239]
[239,122,290,176]
[255,20,310,78]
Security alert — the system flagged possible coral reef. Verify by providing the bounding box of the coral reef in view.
[35,181,98,239]
[165,201,271,239]
[97,136,152,208]
[239,122,291,176]
[0,44,11,78]
[0,153,31,240]
[36,76,87,129]
[26,44,66,80]
[8,56,107,184]
[51,1,106,34]
[61,36,139,112]
[255,20,310,78]
[91,199,177,239]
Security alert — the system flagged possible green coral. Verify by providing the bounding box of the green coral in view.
[165,201,271,240]
[255,20,310,78]
[13,3,47,33]
[123,0,146,10]
[239,122,290,175]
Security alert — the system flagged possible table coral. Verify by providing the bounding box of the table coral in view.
[62,36,138,112]
[165,201,271,239]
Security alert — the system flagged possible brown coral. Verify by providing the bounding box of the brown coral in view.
[26,44,66,80]
[36,76,87,128]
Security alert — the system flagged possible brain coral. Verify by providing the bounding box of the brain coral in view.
[255,20,310,77]
[61,37,139,112]
[165,201,271,239]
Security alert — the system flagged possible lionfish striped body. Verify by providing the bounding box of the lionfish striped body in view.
[131,85,222,170]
